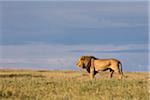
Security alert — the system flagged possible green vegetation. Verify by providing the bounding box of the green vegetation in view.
[0,69,149,100]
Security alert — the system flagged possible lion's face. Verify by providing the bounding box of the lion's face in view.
[76,56,85,68]
[76,56,94,69]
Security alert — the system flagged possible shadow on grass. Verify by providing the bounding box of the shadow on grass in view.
[0,74,45,78]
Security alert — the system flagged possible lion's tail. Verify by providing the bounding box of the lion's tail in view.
[118,62,124,77]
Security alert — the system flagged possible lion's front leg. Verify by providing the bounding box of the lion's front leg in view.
[90,67,95,79]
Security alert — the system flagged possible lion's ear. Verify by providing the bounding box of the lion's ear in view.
[80,56,85,60]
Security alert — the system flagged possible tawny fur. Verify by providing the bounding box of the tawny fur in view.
[76,56,124,79]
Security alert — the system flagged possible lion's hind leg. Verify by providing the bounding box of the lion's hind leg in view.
[111,66,122,79]
[109,69,114,78]
[115,69,122,79]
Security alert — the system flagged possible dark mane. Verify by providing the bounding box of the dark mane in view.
[83,56,97,70]
[87,56,98,60]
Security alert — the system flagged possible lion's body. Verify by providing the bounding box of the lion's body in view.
[76,56,124,79]
[94,59,120,71]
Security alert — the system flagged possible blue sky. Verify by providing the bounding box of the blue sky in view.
[0,1,149,71]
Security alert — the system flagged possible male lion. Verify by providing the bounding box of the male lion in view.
[76,56,124,79]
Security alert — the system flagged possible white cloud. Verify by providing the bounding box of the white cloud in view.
[67,43,148,52]
[0,43,148,71]
[0,59,26,64]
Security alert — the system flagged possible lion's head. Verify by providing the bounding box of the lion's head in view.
[76,56,96,69]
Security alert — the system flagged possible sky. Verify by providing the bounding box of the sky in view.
[0,1,149,71]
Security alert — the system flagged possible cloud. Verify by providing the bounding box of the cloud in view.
[68,43,148,52]
[0,43,148,71]
[0,58,73,69]
[0,2,148,71]
[1,0,146,1]
[70,49,148,53]
[0,59,26,64]
[2,2,148,32]
[1,2,148,46]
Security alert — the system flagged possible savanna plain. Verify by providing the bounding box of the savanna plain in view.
[0,69,149,100]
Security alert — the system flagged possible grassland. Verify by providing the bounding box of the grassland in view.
[0,69,149,100]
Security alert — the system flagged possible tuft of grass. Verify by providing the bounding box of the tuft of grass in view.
[0,69,149,100]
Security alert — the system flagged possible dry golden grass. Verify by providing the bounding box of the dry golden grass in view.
[0,69,149,100]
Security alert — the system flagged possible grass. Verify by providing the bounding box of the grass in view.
[0,69,149,100]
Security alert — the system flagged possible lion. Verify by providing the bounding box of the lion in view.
[76,56,124,79]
